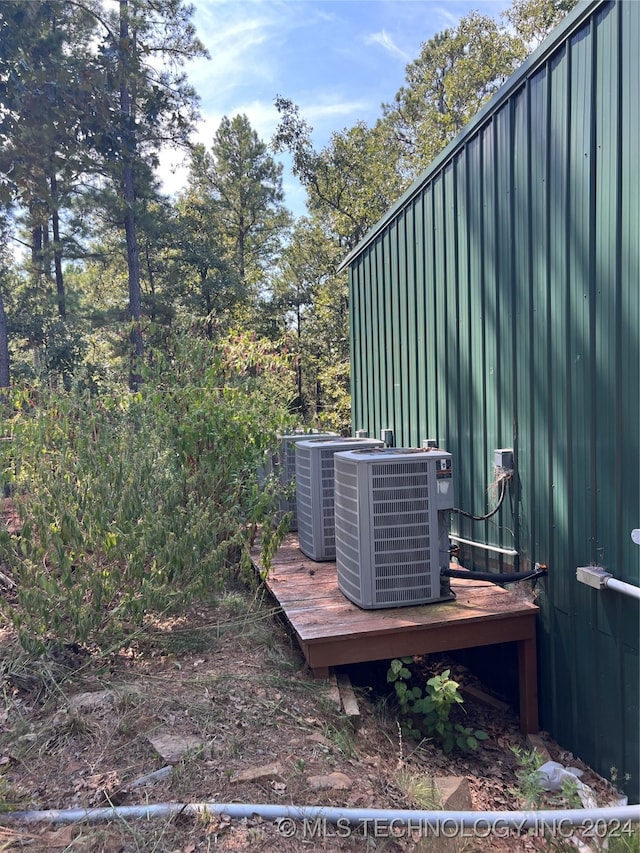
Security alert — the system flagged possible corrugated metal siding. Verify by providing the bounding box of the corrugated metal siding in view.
[348,0,639,800]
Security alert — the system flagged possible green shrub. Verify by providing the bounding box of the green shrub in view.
[387,658,489,753]
[0,331,296,652]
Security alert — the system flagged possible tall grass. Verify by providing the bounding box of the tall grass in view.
[0,331,295,652]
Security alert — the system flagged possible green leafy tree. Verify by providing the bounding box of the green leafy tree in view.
[0,210,16,391]
[0,1,206,388]
[0,1,104,328]
[169,149,244,336]
[505,0,578,48]
[273,101,404,250]
[96,0,207,388]
[267,218,350,428]
[196,115,291,295]
[382,11,526,176]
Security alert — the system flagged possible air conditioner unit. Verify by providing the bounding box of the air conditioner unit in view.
[273,433,337,531]
[333,447,456,608]
[295,437,384,561]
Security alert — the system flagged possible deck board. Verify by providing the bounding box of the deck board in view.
[253,534,539,733]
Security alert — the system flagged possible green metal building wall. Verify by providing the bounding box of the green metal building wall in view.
[344,0,639,800]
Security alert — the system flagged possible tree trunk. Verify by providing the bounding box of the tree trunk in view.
[124,168,143,390]
[31,220,43,273]
[296,301,303,405]
[238,214,245,283]
[0,290,10,393]
[50,175,66,320]
[120,0,143,391]
[145,243,156,321]
[204,276,212,339]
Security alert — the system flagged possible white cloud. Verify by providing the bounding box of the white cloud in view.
[153,0,512,215]
[364,30,411,63]
[434,6,463,28]
[303,98,372,125]
[187,1,319,100]
[185,19,278,101]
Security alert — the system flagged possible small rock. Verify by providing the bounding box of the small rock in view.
[433,776,472,810]
[413,777,472,853]
[230,762,286,784]
[68,690,117,713]
[148,733,204,763]
[307,772,353,790]
[307,733,333,749]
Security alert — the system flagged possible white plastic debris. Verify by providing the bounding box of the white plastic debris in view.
[536,761,598,809]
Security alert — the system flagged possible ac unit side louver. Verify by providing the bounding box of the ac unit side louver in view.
[295,437,384,561]
[270,433,337,531]
[333,447,456,608]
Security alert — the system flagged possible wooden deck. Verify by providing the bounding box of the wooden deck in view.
[253,533,540,734]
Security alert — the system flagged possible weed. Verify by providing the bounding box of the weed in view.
[395,770,441,809]
[557,775,582,808]
[218,590,246,617]
[370,688,397,730]
[387,658,488,753]
[0,768,29,814]
[510,745,545,807]
[41,712,97,755]
[322,722,358,758]
[608,827,640,853]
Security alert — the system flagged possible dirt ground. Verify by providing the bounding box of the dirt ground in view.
[1,569,632,853]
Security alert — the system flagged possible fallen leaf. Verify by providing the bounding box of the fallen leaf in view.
[40,825,75,849]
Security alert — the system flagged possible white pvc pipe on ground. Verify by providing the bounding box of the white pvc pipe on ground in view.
[4,801,639,829]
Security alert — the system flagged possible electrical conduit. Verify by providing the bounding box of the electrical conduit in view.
[3,802,639,829]
[602,576,640,601]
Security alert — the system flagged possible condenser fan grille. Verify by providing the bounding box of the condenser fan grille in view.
[295,449,313,549]
[296,437,383,561]
[334,450,453,608]
[277,433,337,530]
[320,449,336,553]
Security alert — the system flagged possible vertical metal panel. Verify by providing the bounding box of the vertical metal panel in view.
[347,0,639,801]
[424,183,440,439]
[433,174,448,445]
[455,152,471,505]
[406,201,419,448]
[414,195,428,445]
[618,0,640,776]
[397,212,409,446]
[352,253,363,431]
[464,136,485,519]
[619,0,640,587]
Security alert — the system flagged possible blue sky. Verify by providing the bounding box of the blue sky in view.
[160,0,513,216]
